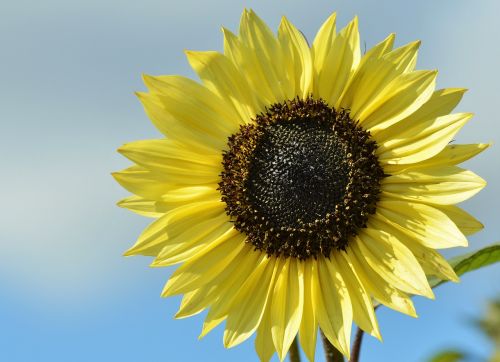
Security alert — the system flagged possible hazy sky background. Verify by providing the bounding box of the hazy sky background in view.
[1,0,499,361]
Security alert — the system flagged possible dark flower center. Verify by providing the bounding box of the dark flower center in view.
[219,97,385,259]
[247,118,349,227]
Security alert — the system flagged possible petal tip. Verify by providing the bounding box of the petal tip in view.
[322,12,337,26]
[150,260,165,268]
[198,325,211,340]
[463,112,474,120]
[160,286,173,298]
[141,73,153,84]
[134,91,148,101]
[174,310,190,319]
[122,248,136,257]
[110,171,121,181]
[279,15,290,28]
[222,331,233,349]
[422,285,436,300]
[116,144,128,155]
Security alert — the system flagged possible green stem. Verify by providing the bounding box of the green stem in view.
[320,330,345,362]
[349,327,364,362]
[288,337,301,362]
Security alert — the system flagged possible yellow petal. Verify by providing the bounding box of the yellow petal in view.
[315,16,360,105]
[353,231,434,298]
[337,56,398,113]
[175,284,216,319]
[239,9,287,103]
[384,143,490,175]
[255,301,275,362]
[382,166,487,205]
[117,195,164,218]
[161,228,244,296]
[152,165,219,185]
[333,32,394,111]
[334,251,381,340]
[383,40,421,74]
[158,186,219,206]
[299,259,318,362]
[415,87,466,116]
[200,247,265,338]
[375,200,468,248]
[118,139,221,182]
[119,138,220,167]
[363,33,396,59]
[112,165,172,200]
[222,27,276,107]
[123,213,168,256]
[374,87,467,140]
[223,256,279,348]
[271,258,304,361]
[124,201,225,257]
[135,92,222,152]
[313,257,352,358]
[347,246,417,317]
[278,16,313,98]
[185,50,257,123]
[360,70,437,132]
[377,113,472,165]
[177,246,261,320]
[337,35,411,112]
[119,185,219,222]
[312,12,337,78]
[151,214,232,267]
[413,248,458,282]
[369,217,458,282]
[142,74,241,133]
[436,205,484,236]
[177,247,263,322]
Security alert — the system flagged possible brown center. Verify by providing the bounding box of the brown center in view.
[219,97,385,259]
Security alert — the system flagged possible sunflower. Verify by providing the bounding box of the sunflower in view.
[113,10,488,361]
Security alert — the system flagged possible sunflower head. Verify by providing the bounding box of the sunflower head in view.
[220,96,385,259]
[114,9,487,362]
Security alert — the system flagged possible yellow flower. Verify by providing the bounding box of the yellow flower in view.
[113,10,488,362]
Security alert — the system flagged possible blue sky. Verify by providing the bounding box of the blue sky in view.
[0,0,499,361]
